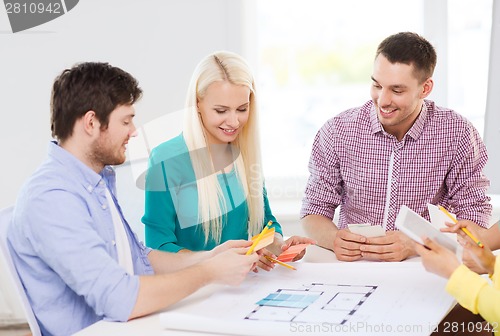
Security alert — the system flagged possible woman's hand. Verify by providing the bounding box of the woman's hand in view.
[415,237,461,279]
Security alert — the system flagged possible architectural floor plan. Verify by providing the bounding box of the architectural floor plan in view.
[246,283,377,325]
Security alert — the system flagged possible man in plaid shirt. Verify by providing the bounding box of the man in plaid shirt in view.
[301,32,498,263]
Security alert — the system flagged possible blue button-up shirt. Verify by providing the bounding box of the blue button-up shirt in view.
[7,141,154,336]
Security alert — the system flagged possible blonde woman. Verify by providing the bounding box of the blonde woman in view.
[142,51,314,270]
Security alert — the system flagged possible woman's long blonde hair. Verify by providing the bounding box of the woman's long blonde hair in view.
[183,51,264,244]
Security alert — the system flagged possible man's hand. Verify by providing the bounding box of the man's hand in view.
[359,231,416,261]
[210,239,252,258]
[332,229,366,261]
[204,248,259,286]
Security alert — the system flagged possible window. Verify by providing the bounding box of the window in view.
[448,0,493,135]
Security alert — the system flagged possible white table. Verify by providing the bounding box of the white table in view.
[73,245,337,336]
[74,245,446,336]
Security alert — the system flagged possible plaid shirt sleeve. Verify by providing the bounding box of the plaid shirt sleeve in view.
[300,120,343,220]
[445,119,491,228]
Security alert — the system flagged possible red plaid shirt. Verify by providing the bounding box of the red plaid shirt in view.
[301,100,491,230]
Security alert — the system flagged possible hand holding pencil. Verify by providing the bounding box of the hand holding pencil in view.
[439,218,496,275]
[416,217,496,278]
[438,206,484,248]
[247,220,274,255]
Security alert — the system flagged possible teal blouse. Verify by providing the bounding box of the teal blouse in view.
[142,134,282,252]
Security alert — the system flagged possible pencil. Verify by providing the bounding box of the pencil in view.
[246,220,273,255]
[265,255,297,270]
[438,205,484,248]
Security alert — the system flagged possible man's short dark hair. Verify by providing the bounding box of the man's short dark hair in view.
[376,32,437,83]
[50,62,142,142]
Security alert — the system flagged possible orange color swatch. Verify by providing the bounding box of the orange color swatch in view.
[277,243,310,262]
[250,227,275,252]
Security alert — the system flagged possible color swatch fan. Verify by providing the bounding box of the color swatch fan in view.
[249,227,275,251]
[277,243,310,262]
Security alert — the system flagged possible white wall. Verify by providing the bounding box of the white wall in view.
[0,0,246,209]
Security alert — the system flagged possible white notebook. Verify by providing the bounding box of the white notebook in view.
[395,205,460,253]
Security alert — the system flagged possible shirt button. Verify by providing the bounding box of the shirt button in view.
[111,240,116,246]
[87,185,93,192]
[101,203,107,210]
[99,181,104,186]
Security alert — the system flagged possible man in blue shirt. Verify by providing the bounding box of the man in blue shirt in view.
[7,62,259,336]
